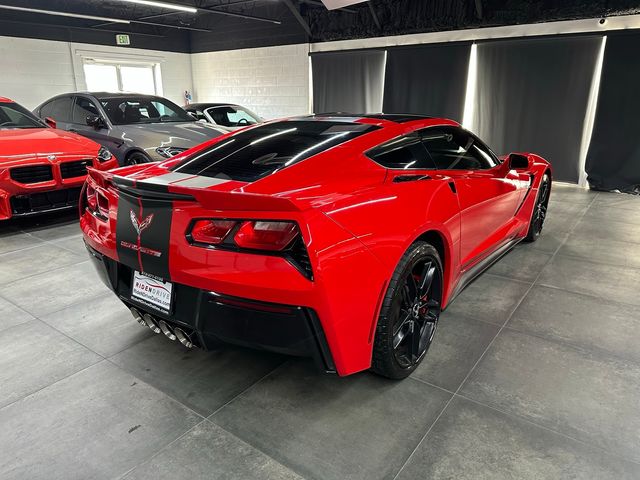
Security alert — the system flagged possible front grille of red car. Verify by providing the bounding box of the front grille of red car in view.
[60,159,93,179]
[10,165,53,183]
[10,187,81,216]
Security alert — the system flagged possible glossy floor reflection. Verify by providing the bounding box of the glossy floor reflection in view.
[1,187,639,479]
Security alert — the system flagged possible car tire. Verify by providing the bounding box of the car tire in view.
[125,151,150,166]
[371,241,443,379]
[524,173,551,242]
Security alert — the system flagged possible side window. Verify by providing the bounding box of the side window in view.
[39,97,73,122]
[420,127,495,170]
[3,108,24,124]
[367,134,435,170]
[227,109,254,123]
[469,138,499,169]
[207,107,230,126]
[150,100,179,119]
[38,101,54,119]
[191,109,206,121]
[72,97,100,124]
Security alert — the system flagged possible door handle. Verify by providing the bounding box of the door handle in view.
[448,181,457,194]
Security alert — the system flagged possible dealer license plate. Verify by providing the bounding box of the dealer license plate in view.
[131,271,173,314]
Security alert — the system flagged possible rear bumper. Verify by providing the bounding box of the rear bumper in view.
[86,243,336,373]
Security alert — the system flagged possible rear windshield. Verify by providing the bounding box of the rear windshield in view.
[172,120,378,182]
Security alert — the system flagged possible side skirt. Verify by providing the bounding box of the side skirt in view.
[445,237,522,308]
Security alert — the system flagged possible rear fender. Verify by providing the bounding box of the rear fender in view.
[325,178,458,259]
[322,177,461,319]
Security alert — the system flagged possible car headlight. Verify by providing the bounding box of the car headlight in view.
[97,146,113,162]
[156,146,188,158]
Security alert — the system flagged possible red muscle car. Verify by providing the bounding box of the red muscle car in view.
[0,97,118,220]
[81,114,551,378]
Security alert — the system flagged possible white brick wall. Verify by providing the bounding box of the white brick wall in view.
[1,36,308,119]
[0,36,193,110]
[0,37,76,110]
[191,43,310,120]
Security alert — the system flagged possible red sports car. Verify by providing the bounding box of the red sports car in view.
[81,114,551,378]
[0,97,118,220]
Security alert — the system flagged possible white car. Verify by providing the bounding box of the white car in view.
[184,103,263,132]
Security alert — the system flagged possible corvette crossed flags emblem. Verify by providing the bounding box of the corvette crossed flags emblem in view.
[130,210,154,235]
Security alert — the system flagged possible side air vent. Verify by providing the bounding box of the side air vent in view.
[287,235,313,280]
[393,174,432,183]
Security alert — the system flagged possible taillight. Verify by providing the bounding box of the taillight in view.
[86,183,97,211]
[234,221,299,251]
[97,191,109,217]
[84,179,109,219]
[190,219,236,245]
[188,219,299,251]
[187,219,311,278]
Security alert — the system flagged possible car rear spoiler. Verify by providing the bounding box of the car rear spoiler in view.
[173,185,301,212]
[93,169,301,212]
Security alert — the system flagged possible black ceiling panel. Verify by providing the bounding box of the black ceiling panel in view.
[0,0,640,53]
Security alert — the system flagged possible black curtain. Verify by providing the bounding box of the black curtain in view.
[383,43,471,121]
[473,36,602,183]
[586,33,640,193]
[311,50,386,114]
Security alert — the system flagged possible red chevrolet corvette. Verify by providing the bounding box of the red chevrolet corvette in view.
[0,97,118,220]
[81,114,551,378]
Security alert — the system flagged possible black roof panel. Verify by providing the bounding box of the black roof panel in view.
[186,102,239,109]
[360,114,436,123]
[84,92,162,100]
[310,113,435,123]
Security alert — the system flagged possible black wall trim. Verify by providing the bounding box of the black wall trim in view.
[0,20,191,53]
[586,31,640,192]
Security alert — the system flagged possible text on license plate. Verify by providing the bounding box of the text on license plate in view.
[131,271,173,313]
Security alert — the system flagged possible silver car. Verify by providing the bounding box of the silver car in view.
[34,93,224,165]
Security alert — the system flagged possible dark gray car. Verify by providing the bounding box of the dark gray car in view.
[34,93,224,165]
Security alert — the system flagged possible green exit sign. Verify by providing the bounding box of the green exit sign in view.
[116,34,130,46]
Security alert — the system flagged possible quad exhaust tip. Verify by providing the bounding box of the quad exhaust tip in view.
[130,307,146,327]
[142,313,161,334]
[174,327,193,348]
[130,307,193,348]
[158,320,177,341]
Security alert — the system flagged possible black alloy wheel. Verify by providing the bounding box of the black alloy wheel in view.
[525,173,551,242]
[125,151,149,166]
[371,241,443,379]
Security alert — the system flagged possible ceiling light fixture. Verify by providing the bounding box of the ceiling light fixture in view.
[320,0,369,10]
[112,0,197,14]
[0,4,131,23]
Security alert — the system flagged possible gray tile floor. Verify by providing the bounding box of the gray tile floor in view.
[0,184,639,480]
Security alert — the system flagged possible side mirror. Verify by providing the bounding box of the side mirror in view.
[44,117,57,129]
[508,153,531,171]
[86,115,104,129]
